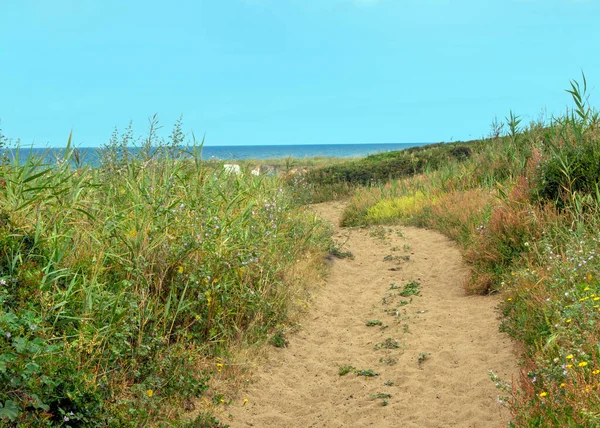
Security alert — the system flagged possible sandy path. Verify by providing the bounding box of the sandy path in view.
[225,201,517,427]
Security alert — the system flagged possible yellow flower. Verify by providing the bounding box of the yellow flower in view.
[584,287,590,291]
[566,364,573,369]
[587,273,593,281]
[539,392,548,397]
[177,265,184,274]
[566,354,574,359]
[566,319,572,323]
[594,297,600,301]
[507,298,513,301]
[593,370,600,375]
[243,398,248,406]
[147,389,153,398]
[579,361,588,367]
[560,383,566,388]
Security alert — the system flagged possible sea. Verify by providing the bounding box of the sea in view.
[8,142,431,167]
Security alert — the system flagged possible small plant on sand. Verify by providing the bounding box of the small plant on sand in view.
[329,244,354,260]
[375,338,401,350]
[488,370,511,407]
[370,392,392,406]
[338,365,355,376]
[366,319,383,327]
[379,357,398,365]
[418,352,431,368]
[269,331,288,348]
[369,226,389,241]
[384,380,394,386]
[355,369,379,378]
[399,281,421,297]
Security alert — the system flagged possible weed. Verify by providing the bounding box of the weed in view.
[375,338,401,350]
[370,392,392,406]
[329,245,355,260]
[339,365,355,376]
[355,369,379,377]
[379,357,398,365]
[383,380,394,386]
[398,281,421,297]
[418,352,431,368]
[366,319,383,327]
[369,226,389,241]
[370,392,392,399]
[184,413,229,427]
[269,331,288,348]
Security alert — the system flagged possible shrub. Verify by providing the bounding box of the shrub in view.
[305,141,478,188]
[533,76,600,209]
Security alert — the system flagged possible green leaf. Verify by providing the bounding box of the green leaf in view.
[0,400,20,421]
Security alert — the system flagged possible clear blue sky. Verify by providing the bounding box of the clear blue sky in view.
[1,0,599,147]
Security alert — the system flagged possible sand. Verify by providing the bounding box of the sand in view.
[224,201,518,427]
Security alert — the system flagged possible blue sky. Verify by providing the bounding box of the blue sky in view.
[1,0,599,147]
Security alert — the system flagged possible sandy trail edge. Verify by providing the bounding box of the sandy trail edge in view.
[224,201,518,427]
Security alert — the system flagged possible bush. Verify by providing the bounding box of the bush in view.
[305,142,477,188]
[534,76,600,209]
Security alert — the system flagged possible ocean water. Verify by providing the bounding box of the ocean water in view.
[9,142,431,167]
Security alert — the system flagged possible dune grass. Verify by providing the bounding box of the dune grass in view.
[334,76,600,426]
[0,133,330,425]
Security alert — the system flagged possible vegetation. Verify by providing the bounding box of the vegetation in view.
[0,127,330,425]
[301,141,478,202]
[335,75,600,426]
[3,73,600,425]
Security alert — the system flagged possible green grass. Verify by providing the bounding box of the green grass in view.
[398,281,421,297]
[355,368,379,377]
[0,131,330,425]
[338,365,355,376]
